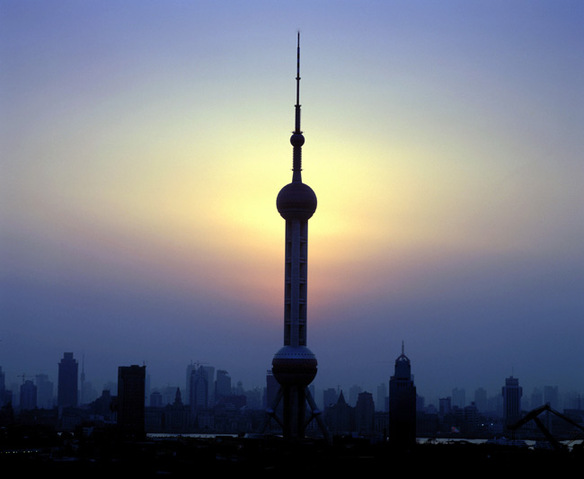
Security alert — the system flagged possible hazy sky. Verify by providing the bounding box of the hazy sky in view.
[1,1,583,404]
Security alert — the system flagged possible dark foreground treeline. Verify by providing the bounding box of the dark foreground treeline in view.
[2,423,582,476]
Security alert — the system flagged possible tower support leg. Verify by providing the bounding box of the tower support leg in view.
[263,385,330,442]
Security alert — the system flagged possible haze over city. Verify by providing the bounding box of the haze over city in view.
[1,1,583,405]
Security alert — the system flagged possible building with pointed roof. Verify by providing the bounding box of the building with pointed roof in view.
[389,342,417,447]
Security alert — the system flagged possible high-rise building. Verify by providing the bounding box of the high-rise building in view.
[439,396,452,417]
[265,370,279,411]
[377,382,388,412]
[268,33,327,441]
[0,367,7,407]
[150,390,163,408]
[389,343,417,447]
[531,387,543,409]
[463,403,480,435]
[57,352,78,408]
[215,369,231,402]
[80,355,86,404]
[323,388,339,410]
[189,367,208,408]
[544,385,559,409]
[349,385,363,407]
[325,390,354,435]
[452,387,466,408]
[187,363,214,407]
[474,387,487,412]
[19,379,37,410]
[502,375,522,428]
[355,391,375,435]
[186,363,195,404]
[117,365,146,438]
[36,373,54,409]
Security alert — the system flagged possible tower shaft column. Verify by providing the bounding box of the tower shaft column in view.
[284,218,308,347]
[281,384,308,439]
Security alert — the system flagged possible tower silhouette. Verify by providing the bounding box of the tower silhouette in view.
[267,33,327,441]
[389,342,417,447]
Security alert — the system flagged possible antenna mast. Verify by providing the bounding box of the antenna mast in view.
[295,31,301,134]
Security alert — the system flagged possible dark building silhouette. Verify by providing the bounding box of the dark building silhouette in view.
[462,402,480,435]
[57,352,78,408]
[544,385,559,409]
[185,363,214,405]
[323,387,339,410]
[117,365,146,438]
[474,387,488,412]
[265,370,279,411]
[190,365,210,409]
[189,364,214,427]
[19,379,37,410]
[325,390,354,435]
[165,388,190,433]
[389,343,416,447]
[268,33,327,441]
[215,369,231,403]
[152,388,190,434]
[35,373,54,409]
[0,367,6,407]
[150,390,163,408]
[91,389,115,422]
[355,391,375,435]
[502,375,522,428]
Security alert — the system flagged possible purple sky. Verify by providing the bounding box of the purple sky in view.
[1,1,583,405]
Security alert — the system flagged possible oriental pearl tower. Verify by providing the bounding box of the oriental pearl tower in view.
[268,33,328,441]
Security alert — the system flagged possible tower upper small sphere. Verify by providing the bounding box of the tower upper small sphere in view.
[290,132,305,147]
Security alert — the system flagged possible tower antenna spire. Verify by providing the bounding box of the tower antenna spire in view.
[291,31,305,182]
[295,31,301,133]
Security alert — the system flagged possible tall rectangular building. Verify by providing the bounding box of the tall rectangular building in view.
[36,373,54,409]
[502,375,522,427]
[19,380,37,410]
[0,367,6,407]
[117,365,146,438]
[215,369,231,402]
[58,352,78,408]
[355,391,375,435]
[389,345,417,448]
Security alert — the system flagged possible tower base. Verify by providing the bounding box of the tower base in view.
[263,385,330,443]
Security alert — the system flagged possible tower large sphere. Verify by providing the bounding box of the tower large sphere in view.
[276,182,317,221]
[272,345,318,386]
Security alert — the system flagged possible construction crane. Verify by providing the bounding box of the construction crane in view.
[509,403,584,451]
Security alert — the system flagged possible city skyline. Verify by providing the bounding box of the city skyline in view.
[2,2,583,404]
[1,349,581,412]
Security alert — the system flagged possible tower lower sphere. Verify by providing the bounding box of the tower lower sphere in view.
[272,346,317,386]
[272,345,317,439]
